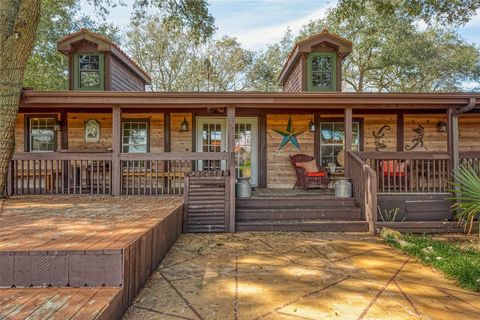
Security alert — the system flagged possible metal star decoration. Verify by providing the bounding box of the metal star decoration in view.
[273,115,306,150]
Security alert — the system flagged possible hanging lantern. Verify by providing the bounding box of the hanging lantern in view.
[180,117,189,132]
[308,118,316,132]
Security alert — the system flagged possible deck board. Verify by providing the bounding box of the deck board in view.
[0,195,184,318]
[0,288,121,320]
[0,196,182,254]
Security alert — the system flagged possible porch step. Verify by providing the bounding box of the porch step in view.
[236,220,369,232]
[236,197,356,209]
[237,207,362,221]
[375,221,464,234]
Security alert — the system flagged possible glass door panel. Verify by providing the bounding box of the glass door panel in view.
[235,118,258,186]
[196,118,226,170]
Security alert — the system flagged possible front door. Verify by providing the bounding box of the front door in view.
[196,117,258,186]
[196,117,227,170]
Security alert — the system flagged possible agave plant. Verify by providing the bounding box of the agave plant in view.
[450,164,480,237]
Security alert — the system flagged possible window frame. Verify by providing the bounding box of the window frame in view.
[25,114,58,152]
[121,119,150,153]
[73,53,105,91]
[316,118,364,168]
[307,52,337,92]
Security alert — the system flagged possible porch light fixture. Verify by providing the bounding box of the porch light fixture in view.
[308,118,316,132]
[180,117,189,132]
[437,120,447,132]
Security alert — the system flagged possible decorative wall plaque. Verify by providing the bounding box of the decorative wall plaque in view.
[373,125,391,151]
[405,125,425,150]
[84,119,100,143]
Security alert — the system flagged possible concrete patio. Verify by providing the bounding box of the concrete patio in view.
[123,232,480,320]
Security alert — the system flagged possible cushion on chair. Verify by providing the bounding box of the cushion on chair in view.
[306,171,327,177]
[296,159,319,173]
[383,160,406,177]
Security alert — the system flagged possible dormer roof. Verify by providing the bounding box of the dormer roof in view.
[278,29,352,86]
[57,29,151,85]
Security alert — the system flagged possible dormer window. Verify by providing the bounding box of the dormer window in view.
[73,53,104,90]
[308,52,336,91]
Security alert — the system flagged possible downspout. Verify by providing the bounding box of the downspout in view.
[451,97,477,222]
[455,97,476,115]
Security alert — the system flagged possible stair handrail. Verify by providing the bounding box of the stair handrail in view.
[346,151,377,233]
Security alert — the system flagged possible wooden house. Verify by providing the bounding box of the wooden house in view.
[8,29,480,233]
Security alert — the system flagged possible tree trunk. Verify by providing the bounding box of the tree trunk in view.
[0,0,42,196]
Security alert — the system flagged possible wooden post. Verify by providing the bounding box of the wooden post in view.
[447,107,459,172]
[164,112,171,152]
[344,108,353,173]
[60,111,68,193]
[112,106,122,196]
[227,106,236,232]
[396,111,404,151]
[6,161,13,196]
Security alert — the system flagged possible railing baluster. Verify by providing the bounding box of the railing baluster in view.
[155,160,159,195]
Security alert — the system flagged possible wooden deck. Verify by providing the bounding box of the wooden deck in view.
[0,287,122,320]
[0,195,184,316]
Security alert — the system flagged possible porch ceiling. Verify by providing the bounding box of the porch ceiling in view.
[20,91,480,110]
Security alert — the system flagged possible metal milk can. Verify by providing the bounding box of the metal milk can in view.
[236,177,252,198]
[334,177,352,198]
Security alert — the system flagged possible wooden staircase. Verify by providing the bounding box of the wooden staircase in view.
[236,193,368,232]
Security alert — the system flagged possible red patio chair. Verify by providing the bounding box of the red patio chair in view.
[289,154,329,190]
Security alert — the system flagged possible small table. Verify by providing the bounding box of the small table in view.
[327,171,344,189]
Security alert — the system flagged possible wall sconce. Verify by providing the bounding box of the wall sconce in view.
[180,117,189,132]
[308,118,316,132]
[54,120,62,131]
[437,120,447,132]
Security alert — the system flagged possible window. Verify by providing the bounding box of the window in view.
[29,117,56,152]
[308,52,336,91]
[319,121,360,167]
[74,53,104,90]
[122,121,148,153]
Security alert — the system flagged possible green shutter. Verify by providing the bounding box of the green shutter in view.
[307,52,337,92]
[73,53,105,91]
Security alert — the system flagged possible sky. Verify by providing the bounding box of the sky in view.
[79,0,480,51]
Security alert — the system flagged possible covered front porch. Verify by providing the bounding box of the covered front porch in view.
[7,92,480,233]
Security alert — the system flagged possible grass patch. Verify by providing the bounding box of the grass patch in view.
[386,234,480,292]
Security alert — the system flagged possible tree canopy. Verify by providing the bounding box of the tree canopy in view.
[19,0,480,93]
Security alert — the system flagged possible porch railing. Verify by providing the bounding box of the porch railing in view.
[358,152,450,193]
[459,151,480,174]
[119,152,228,195]
[346,151,377,233]
[9,152,113,195]
[7,152,228,196]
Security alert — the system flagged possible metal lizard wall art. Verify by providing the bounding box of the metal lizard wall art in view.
[405,125,425,150]
[373,125,391,151]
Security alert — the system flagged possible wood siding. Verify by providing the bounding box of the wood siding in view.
[68,113,112,151]
[459,114,480,151]
[171,113,193,152]
[283,60,302,92]
[404,114,447,151]
[110,56,145,92]
[267,114,314,188]
[363,115,397,151]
